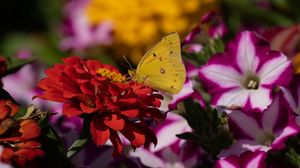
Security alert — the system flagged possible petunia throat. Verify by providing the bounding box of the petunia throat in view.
[256,131,275,146]
[243,74,260,90]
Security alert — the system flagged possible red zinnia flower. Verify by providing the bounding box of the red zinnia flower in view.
[36,56,164,156]
[0,100,44,166]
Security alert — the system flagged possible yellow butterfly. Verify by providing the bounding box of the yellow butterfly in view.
[129,32,186,94]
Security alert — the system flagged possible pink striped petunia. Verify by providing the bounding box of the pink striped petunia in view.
[129,113,202,168]
[280,74,300,126]
[199,31,292,111]
[218,96,299,157]
[214,151,267,168]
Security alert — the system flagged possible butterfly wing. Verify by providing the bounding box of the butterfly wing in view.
[135,32,186,94]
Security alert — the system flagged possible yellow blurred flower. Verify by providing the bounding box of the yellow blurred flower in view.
[83,0,218,64]
[293,53,300,74]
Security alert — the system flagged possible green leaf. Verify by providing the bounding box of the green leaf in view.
[13,107,28,120]
[180,98,232,157]
[14,105,50,128]
[38,110,51,128]
[14,105,35,120]
[40,126,70,168]
[67,118,91,159]
[286,147,300,167]
[222,0,294,34]
[176,132,201,141]
[211,109,219,130]
[5,56,35,76]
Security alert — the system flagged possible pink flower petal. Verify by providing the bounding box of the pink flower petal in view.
[229,110,261,140]
[262,96,280,132]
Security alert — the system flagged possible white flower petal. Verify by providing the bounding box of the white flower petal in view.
[236,31,259,73]
[218,140,261,158]
[161,147,180,163]
[216,89,249,107]
[259,54,290,85]
[151,113,191,152]
[200,64,241,88]
[249,88,272,111]
[281,86,298,112]
[129,148,165,168]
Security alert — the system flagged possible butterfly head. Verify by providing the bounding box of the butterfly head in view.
[128,69,137,81]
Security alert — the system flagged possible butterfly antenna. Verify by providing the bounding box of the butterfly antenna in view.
[122,55,133,70]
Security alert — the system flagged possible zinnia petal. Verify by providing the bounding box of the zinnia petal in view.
[91,118,110,146]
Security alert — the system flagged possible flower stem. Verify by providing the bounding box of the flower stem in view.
[67,118,91,159]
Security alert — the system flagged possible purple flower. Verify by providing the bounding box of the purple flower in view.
[168,80,204,111]
[219,96,299,157]
[199,31,292,111]
[183,11,227,45]
[281,74,300,126]
[60,0,113,51]
[214,151,267,168]
[260,25,300,58]
[129,113,202,168]
[200,11,228,39]
[182,11,227,54]
[130,142,202,168]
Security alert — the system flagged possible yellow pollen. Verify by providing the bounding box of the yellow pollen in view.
[247,80,258,89]
[97,68,126,83]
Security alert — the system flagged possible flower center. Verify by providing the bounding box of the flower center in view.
[97,68,126,83]
[243,75,260,90]
[257,131,275,146]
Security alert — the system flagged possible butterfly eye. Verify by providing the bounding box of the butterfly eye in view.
[153,53,157,57]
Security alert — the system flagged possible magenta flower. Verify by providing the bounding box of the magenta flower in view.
[60,0,113,51]
[281,74,300,126]
[168,80,204,111]
[214,151,267,168]
[182,11,227,54]
[199,31,292,111]
[261,25,300,58]
[200,11,228,39]
[219,96,299,157]
[129,113,202,168]
[183,11,227,45]
[130,142,201,168]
